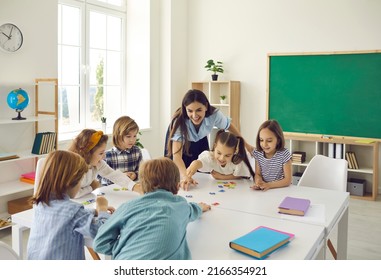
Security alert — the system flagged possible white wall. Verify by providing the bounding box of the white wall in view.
[186,0,381,146]
[0,0,57,83]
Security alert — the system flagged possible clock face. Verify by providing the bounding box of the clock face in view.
[0,23,23,52]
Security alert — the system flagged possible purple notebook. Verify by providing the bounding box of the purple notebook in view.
[278,196,311,216]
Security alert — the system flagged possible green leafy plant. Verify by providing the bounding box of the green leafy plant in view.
[220,95,227,100]
[101,117,107,123]
[204,59,224,75]
[135,131,144,149]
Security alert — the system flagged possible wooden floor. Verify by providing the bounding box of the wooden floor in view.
[1,196,381,260]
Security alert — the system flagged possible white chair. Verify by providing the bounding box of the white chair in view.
[0,241,20,260]
[297,154,348,259]
[141,148,151,161]
[34,157,46,194]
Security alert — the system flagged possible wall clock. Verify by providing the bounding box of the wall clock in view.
[0,23,23,52]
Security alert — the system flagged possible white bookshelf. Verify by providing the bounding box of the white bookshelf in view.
[286,133,379,201]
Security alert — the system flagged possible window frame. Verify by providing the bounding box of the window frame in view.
[58,0,127,139]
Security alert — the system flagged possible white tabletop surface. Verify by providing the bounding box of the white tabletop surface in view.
[179,172,349,234]
[12,173,347,260]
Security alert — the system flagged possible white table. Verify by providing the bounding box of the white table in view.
[187,207,325,260]
[12,173,347,260]
[179,172,349,259]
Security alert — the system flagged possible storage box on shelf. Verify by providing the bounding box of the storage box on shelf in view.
[285,133,379,201]
[191,81,240,131]
[0,79,58,224]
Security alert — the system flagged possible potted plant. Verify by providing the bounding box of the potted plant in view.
[220,95,227,104]
[135,131,144,149]
[101,117,107,133]
[205,59,224,81]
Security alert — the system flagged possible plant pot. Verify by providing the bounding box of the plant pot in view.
[220,99,227,104]
[211,74,218,81]
[102,122,107,134]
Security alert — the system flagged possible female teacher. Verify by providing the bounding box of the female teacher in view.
[165,89,254,190]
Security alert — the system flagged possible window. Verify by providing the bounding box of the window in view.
[58,0,126,137]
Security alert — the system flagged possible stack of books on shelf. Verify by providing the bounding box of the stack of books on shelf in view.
[278,196,311,216]
[19,171,36,185]
[229,226,294,259]
[31,132,57,155]
[345,151,359,169]
[292,151,306,163]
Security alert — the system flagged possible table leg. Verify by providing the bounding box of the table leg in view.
[12,224,27,259]
[336,207,348,260]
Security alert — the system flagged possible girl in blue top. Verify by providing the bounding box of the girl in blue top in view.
[93,157,211,260]
[165,89,254,190]
[27,150,114,260]
[251,120,292,191]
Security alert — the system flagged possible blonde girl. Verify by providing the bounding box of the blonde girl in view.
[27,150,114,260]
[68,129,141,198]
[186,129,255,181]
[251,120,292,191]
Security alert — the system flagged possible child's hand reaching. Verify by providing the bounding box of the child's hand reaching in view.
[186,162,198,178]
[125,171,137,181]
[198,202,211,212]
[90,179,100,191]
[180,175,198,191]
[96,196,115,215]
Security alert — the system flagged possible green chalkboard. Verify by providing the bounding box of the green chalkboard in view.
[268,51,381,139]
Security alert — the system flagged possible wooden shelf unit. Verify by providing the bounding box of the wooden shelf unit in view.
[0,78,58,223]
[191,81,241,131]
[285,133,379,201]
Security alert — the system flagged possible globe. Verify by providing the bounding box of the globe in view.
[7,88,30,120]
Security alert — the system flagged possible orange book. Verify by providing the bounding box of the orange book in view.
[20,177,35,185]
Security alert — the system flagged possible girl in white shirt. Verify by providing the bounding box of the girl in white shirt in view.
[186,130,255,181]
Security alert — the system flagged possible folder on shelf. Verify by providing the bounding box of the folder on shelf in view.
[31,132,57,155]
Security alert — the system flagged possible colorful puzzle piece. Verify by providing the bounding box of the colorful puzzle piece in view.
[212,202,220,206]
[83,198,96,205]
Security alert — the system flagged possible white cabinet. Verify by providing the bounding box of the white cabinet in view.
[285,133,379,201]
[0,79,57,223]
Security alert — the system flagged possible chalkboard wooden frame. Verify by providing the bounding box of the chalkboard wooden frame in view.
[267,50,381,140]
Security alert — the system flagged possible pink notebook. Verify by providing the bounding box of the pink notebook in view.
[21,171,36,180]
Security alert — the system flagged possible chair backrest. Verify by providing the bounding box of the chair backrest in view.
[34,157,46,194]
[141,148,151,161]
[297,155,348,191]
[0,241,20,260]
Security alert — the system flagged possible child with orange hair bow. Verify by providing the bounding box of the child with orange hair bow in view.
[68,129,142,198]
